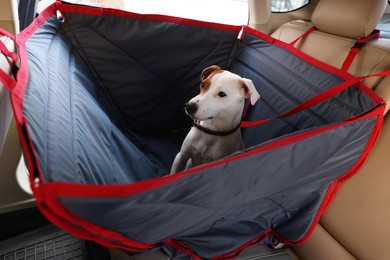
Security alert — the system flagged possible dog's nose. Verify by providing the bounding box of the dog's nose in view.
[185,102,198,115]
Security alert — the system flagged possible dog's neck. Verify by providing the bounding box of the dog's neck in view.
[193,120,241,136]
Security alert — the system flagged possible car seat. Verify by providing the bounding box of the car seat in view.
[271,0,390,258]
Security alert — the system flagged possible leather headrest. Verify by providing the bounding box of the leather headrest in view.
[311,0,387,38]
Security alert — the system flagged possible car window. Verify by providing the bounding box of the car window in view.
[40,0,249,26]
[271,0,309,12]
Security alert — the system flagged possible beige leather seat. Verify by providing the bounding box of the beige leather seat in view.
[272,0,390,258]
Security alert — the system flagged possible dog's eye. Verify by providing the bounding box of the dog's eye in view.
[200,82,205,88]
[218,91,227,97]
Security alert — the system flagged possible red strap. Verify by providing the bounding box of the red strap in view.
[341,47,359,71]
[0,39,18,63]
[289,26,316,46]
[0,37,18,91]
[0,68,16,91]
[341,29,380,72]
[241,69,390,128]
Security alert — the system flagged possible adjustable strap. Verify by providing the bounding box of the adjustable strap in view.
[289,26,316,46]
[341,29,380,72]
[0,39,18,91]
[0,69,16,91]
[0,40,18,62]
[241,70,390,128]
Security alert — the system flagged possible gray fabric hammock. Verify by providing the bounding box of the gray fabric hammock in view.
[0,2,385,259]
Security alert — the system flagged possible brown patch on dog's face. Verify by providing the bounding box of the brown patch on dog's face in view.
[199,65,223,93]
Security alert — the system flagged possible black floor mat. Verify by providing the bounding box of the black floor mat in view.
[0,225,84,260]
[0,207,50,241]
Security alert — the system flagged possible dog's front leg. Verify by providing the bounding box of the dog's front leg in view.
[170,151,191,174]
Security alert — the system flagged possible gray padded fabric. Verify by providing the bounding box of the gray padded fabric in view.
[18,3,383,259]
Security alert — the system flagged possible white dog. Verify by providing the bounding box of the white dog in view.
[170,65,260,174]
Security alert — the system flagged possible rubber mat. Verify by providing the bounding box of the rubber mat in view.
[0,225,84,260]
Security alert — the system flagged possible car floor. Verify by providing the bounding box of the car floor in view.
[0,224,84,259]
[0,207,295,260]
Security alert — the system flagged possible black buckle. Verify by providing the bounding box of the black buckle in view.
[352,40,367,49]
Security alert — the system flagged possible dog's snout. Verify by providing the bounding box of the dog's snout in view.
[185,102,198,115]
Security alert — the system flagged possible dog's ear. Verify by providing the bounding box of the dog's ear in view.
[241,78,260,105]
[200,65,221,81]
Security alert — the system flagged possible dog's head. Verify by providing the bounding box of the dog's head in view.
[185,65,260,122]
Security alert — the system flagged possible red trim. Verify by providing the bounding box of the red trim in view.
[58,2,242,33]
[243,26,354,81]
[31,103,385,257]
[17,3,58,42]
[3,1,387,258]
[32,107,383,200]
[290,104,385,246]
[243,26,385,107]
[9,3,58,124]
[355,81,383,105]
[214,104,386,257]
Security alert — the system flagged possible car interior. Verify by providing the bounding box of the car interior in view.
[1,0,390,259]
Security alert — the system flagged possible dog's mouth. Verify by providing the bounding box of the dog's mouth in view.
[187,114,214,121]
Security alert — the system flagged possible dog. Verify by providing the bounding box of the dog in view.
[170,65,260,174]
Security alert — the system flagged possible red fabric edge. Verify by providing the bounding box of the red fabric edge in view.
[33,104,385,258]
[7,1,387,258]
[288,102,386,246]
[243,26,384,106]
[32,112,381,199]
[58,1,243,33]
